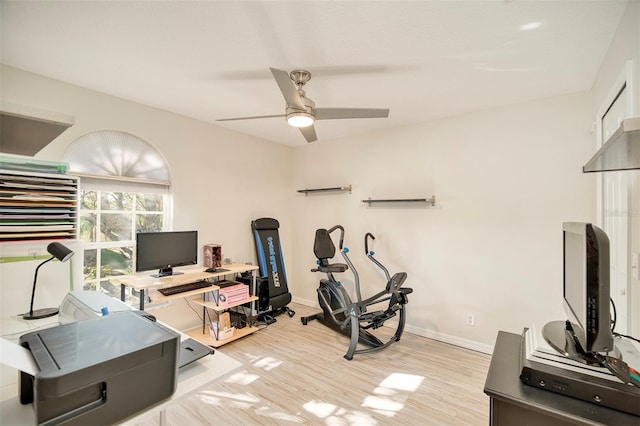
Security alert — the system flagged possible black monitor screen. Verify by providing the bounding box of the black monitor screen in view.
[562,222,613,353]
[136,231,198,277]
[563,229,587,334]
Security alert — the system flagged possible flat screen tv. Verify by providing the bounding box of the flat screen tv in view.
[136,231,198,277]
[562,222,614,354]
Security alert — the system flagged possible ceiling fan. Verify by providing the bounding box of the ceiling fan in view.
[217,68,389,143]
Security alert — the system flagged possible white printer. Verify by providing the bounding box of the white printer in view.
[58,290,131,324]
[58,290,214,370]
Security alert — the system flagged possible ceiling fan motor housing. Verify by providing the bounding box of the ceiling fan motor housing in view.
[286,89,316,127]
[289,69,312,87]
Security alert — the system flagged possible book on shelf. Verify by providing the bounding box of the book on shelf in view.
[204,280,249,307]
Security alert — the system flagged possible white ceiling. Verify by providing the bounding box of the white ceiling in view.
[0,1,628,147]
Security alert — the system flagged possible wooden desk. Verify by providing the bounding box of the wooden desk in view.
[484,331,639,426]
[187,294,260,348]
[112,263,258,310]
[113,264,261,347]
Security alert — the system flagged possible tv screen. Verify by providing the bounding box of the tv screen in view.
[136,231,198,277]
[562,222,613,353]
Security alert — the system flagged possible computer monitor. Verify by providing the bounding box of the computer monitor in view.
[562,222,614,354]
[136,231,198,277]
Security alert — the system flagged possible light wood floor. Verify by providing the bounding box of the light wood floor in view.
[133,303,491,425]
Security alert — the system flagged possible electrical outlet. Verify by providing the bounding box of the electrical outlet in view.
[466,313,475,326]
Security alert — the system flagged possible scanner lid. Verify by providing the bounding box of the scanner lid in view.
[21,311,178,375]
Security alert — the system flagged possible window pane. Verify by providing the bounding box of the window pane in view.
[100,213,132,242]
[136,214,163,233]
[100,246,133,277]
[137,193,163,212]
[101,192,133,211]
[78,188,166,294]
[79,212,97,242]
[84,248,97,280]
[79,190,97,210]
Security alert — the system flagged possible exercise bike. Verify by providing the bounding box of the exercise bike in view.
[300,225,413,360]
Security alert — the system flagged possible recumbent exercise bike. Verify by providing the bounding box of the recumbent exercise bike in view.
[300,225,413,360]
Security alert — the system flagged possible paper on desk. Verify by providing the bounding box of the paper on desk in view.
[0,338,39,376]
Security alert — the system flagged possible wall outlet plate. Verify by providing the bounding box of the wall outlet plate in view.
[466,313,475,326]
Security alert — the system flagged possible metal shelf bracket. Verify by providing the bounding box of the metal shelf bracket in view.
[362,195,436,206]
[297,185,352,195]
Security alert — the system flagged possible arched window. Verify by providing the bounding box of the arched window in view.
[64,130,171,183]
[63,130,171,299]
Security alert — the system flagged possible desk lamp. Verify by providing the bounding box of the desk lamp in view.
[22,242,74,320]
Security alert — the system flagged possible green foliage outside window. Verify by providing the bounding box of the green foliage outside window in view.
[79,190,165,297]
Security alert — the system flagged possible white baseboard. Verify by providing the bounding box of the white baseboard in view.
[292,296,318,307]
[403,324,494,354]
[291,296,494,355]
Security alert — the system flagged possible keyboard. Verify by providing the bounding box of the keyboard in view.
[158,280,212,296]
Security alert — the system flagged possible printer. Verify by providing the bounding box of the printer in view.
[58,290,214,368]
[19,310,179,425]
[58,290,132,323]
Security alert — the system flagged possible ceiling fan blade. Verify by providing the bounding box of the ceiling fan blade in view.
[270,67,306,110]
[299,125,317,143]
[217,114,284,122]
[315,108,389,120]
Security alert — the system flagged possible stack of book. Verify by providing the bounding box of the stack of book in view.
[207,280,249,307]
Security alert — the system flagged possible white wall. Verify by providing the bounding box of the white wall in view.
[0,65,293,330]
[291,92,596,352]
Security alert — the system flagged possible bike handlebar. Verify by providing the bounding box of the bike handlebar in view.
[328,225,345,249]
[364,231,391,281]
[364,232,375,254]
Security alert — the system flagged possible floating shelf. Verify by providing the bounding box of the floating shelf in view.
[297,185,352,195]
[362,196,436,206]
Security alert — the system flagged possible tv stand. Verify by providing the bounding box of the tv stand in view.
[485,331,640,424]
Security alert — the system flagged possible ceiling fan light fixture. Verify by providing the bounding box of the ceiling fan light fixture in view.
[287,111,315,128]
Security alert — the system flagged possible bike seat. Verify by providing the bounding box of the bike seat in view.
[315,263,348,273]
